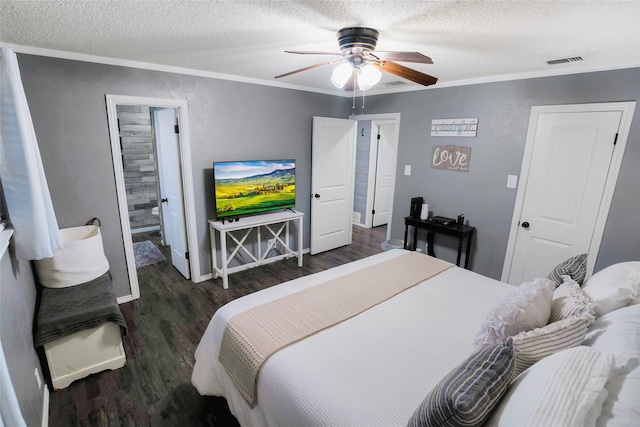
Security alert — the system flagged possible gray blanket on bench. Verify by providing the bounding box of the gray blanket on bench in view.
[34,272,128,347]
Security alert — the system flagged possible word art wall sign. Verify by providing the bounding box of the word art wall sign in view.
[432,145,471,172]
[431,118,478,137]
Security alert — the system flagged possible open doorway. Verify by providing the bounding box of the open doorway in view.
[349,113,400,243]
[106,95,200,301]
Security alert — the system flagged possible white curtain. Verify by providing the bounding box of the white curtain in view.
[0,48,62,260]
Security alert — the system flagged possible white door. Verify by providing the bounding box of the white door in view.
[154,108,190,279]
[310,116,356,255]
[503,103,635,285]
[371,122,398,227]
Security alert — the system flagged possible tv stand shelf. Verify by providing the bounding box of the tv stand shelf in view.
[208,210,304,289]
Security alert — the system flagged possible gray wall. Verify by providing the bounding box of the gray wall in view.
[17,54,350,298]
[1,249,44,427]
[363,68,640,279]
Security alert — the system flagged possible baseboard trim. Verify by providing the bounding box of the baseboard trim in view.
[117,294,134,304]
[42,386,49,427]
[196,273,213,282]
[131,225,160,234]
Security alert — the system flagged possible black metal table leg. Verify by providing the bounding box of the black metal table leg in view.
[464,231,474,269]
[426,231,436,257]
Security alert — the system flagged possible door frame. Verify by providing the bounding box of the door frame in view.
[349,113,400,241]
[501,101,636,282]
[106,95,201,302]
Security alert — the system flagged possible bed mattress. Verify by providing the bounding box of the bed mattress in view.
[192,249,515,426]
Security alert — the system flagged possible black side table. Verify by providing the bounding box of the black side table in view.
[403,216,476,269]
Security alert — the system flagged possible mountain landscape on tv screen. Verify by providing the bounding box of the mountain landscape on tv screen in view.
[215,167,295,217]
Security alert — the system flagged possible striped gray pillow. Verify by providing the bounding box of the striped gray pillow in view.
[512,312,592,377]
[407,339,515,427]
[548,253,587,286]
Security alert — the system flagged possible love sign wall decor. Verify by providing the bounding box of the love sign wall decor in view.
[431,145,471,172]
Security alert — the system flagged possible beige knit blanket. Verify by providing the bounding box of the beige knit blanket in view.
[218,252,453,406]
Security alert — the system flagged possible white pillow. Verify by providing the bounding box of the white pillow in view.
[549,275,595,323]
[583,303,640,368]
[596,365,640,427]
[583,304,640,427]
[582,262,640,317]
[512,312,593,376]
[472,278,555,352]
[485,346,615,427]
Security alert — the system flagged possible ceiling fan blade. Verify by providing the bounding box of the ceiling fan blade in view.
[285,51,344,56]
[376,60,438,86]
[368,51,433,64]
[275,59,343,79]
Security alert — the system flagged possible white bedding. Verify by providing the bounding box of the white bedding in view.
[192,249,515,427]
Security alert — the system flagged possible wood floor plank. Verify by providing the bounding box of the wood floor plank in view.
[48,225,387,426]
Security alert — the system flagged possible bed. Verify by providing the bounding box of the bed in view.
[192,249,640,427]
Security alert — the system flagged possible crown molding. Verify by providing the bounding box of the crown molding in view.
[2,43,639,98]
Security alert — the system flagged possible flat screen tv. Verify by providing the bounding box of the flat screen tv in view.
[213,159,296,219]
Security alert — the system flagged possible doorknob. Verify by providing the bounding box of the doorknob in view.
[521,221,530,229]
[161,198,168,203]
[313,193,320,199]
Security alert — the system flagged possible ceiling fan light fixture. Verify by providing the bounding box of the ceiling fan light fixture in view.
[357,63,382,91]
[330,62,353,88]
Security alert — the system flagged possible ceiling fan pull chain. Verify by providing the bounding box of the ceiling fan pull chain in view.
[362,90,366,114]
[352,83,356,114]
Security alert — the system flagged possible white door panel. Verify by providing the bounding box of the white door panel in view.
[506,109,623,284]
[311,117,356,255]
[372,123,397,227]
[155,108,190,279]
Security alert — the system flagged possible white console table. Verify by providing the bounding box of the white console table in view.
[208,210,304,289]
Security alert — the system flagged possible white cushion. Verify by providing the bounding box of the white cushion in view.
[596,365,640,427]
[583,304,640,427]
[582,262,640,317]
[512,312,593,376]
[583,304,640,363]
[472,278,555,352]
[485,346,615,427]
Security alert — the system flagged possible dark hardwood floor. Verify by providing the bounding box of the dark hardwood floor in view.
[48,225,387,426]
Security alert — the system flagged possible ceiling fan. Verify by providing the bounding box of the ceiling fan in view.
[275,27,438,90]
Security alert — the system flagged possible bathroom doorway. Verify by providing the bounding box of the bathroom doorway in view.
[106,95,200,301]
[116,105,190,279]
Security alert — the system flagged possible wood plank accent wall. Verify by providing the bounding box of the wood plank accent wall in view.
[116,105,160,231]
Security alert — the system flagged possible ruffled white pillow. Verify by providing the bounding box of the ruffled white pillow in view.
[582,261,640,317]
[472,278,555,353]
[549,275,595,323]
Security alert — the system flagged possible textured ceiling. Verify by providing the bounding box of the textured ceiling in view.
[1,1,639,95]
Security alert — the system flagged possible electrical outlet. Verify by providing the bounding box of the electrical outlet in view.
[34,368,42,390]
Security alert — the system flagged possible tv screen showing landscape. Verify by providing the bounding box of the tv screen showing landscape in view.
[213,159,296,219]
